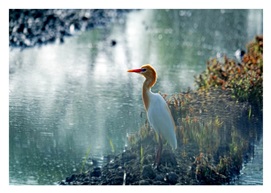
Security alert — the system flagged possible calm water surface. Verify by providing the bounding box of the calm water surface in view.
[9,9,263,185]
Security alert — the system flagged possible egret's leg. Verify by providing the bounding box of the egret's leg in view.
[154,135,163,168]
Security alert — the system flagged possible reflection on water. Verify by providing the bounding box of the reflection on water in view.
[9,9,263,184]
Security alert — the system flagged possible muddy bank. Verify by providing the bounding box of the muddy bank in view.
[59,135,230,185]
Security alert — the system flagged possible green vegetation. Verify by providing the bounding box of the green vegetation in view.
[80,144,92,173]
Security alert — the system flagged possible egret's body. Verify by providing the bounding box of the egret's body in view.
[128,64,177,166]
[147,91,177,149]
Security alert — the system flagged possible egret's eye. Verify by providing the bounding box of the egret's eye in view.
[141,68,147,72]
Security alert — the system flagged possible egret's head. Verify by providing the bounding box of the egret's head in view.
[127,64,157,83]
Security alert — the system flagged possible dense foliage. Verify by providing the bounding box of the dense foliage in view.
[195,36,263,107]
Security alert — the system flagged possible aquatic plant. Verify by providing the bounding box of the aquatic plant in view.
[108,138,115,153]
[140,145,144,171]
[80,144,92,173]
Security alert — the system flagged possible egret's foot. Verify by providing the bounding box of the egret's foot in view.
[152,162,161,170]
[152,163,158,170]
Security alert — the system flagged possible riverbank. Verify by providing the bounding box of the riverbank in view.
[9,9,132,49]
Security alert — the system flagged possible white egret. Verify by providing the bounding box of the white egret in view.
[127,64,177,166]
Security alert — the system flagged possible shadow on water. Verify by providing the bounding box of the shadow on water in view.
[9,9,263,185]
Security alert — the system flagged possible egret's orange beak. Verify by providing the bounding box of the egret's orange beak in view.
[127,68,142,73]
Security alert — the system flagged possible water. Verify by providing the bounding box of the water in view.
[233,138,263,185]
[9,9,263,185]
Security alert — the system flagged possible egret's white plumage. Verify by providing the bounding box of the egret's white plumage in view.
[127,64,177,151]
[147,92,177,149]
